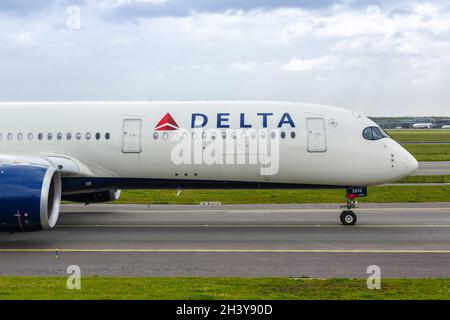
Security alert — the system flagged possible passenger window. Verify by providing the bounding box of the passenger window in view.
[291,132,296,139]
[153,132,158,140]
[67,133,72,140]
[95,133,101,140]
[38,133,43,140]
[47,133,53,140]
[105,133,110,140]
[76,132,81,140]
[86,132,91,140]
[57,133,62,140]
[280,132,286,139]
[28,133,33,140]
[17,133,23,141]
[7,133,13,140]
[0,133,2,140]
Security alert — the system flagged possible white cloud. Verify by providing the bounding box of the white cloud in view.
[230,62,257,72]
[411,79,426,85]
[16,32,36,46]
[281,56,337,72]
[412,2,438,17]
[97,0,167,6]
[365,5,382,15]
[1,1,450,116]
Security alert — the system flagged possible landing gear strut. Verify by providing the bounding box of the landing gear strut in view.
[340,187,367,226]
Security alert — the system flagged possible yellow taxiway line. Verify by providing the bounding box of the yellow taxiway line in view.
[57,224,450,228]
[1,249,450,254]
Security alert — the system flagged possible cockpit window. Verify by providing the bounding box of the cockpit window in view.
[363,126,390,141]
[362,127,373,140]
[372,127,384,140]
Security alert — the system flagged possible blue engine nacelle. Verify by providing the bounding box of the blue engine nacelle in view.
[0,164,62,232]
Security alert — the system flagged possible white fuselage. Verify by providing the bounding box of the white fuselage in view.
[0,101,418,189]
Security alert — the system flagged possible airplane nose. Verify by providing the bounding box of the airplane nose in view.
[402,151,419,176]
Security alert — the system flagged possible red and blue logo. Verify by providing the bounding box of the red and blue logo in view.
[154,112,295,130]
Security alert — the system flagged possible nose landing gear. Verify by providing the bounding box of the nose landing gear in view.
[340,211,357,225]
[340,187,367,226]
[340,197,358,226]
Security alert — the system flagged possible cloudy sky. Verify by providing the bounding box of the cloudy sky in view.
[0,0,449,116]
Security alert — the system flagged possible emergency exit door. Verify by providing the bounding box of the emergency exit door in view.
[307,118,327,153]
[122,119,142,153]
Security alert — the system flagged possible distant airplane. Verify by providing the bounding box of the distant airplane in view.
[412,119,434,129]
[0,101,418,231]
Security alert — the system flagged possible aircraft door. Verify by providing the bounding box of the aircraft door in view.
[122,119,142,153]
[307,118,327,153]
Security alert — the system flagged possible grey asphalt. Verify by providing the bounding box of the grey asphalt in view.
[414,162,450,176]
[1,203,450,278]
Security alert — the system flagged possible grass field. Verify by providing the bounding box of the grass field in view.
[402,144,450,161]
[387,129,450,142]
[115,185,450,204]
[381,129,450,161]
[0,277,449,300]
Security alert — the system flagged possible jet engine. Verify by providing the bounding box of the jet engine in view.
[62,189,121,203]
[0,165,61,232]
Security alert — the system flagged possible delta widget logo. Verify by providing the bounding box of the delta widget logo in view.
[155,113,179,131]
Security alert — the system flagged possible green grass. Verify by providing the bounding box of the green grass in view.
[0,277,449,300]
[115,185,450,204]
[402,144,450,161]
[387,129,450,142]
[385,130,450,160]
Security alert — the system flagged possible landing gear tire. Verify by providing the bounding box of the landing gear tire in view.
[340,211,357,226]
